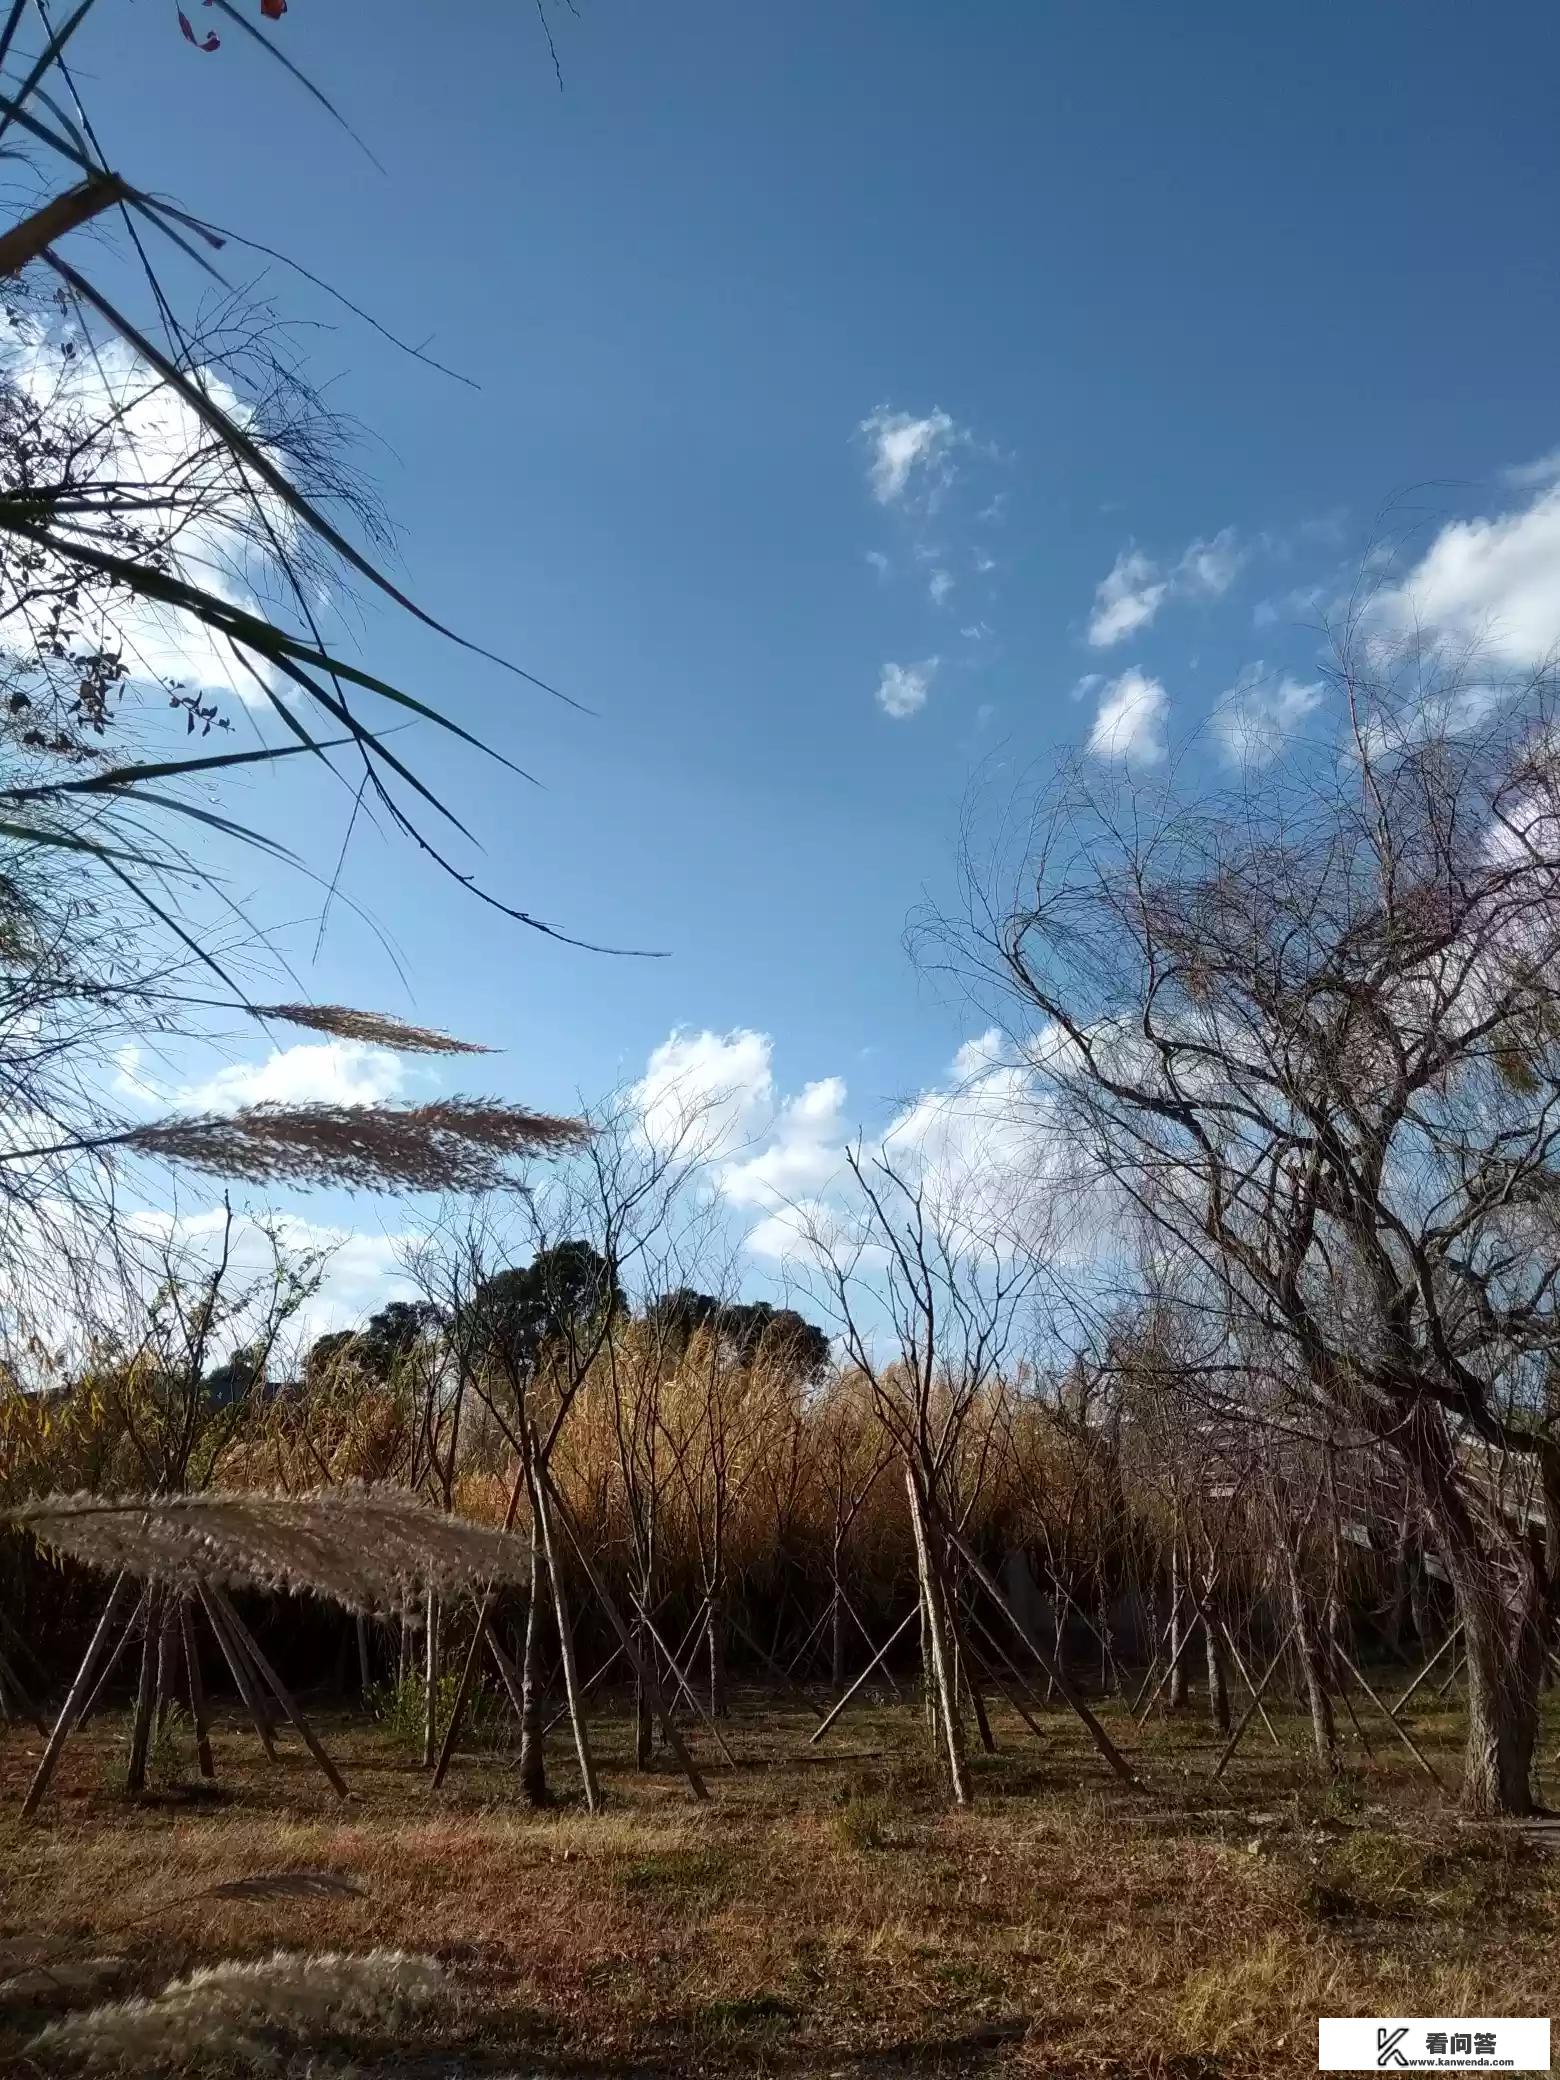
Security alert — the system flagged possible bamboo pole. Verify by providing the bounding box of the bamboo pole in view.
[724,1604,829,1720]
[631,1593,738,1769]
[432,1456,531,1788]
[905,1470,970,1805]
[839,1588,905,1701]
[420,1589,441,1770]
[1219,1618,1282,1748]
[484,1615,527,1718]
[0,173,131,282]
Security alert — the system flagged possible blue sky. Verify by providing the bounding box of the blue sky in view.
[37,0,1560,1327]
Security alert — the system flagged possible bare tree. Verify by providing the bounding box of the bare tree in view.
[937,644,1560,1815]
[795,1142,1040,1804]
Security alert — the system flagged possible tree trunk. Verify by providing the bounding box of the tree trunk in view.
[905,1467,970,1806]
[1282,1537,1338,1773]
[532,1472,600,1811]
[421,1589,440,1770]
[1408,1552,1435,1651]
[706,1586,728,1719]
[830,1566,846,1694]
[1406,1411,1546,1818]
[517,1513,549,1806]
[1459,1617,1540,1816]
[1167,1546,1187,1709]
[633,1595,654,1769]
[125,1585,161,1794]
[1203,1605,1231,1734]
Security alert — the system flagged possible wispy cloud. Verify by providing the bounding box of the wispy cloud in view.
[860,406,960,506]
[1501,445,1560,491]
[1086,528,1245,648]
[1213,665,1323,767]
[1087,548,1169,648]
[1086,668,1169,765]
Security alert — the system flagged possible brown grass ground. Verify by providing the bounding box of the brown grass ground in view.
[1,1675,1557,2077]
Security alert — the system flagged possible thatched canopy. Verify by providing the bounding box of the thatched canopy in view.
[10,1485,530,1614]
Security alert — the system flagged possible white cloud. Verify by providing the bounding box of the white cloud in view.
[928,567,955,606]
[865,549,891,580]
[721,1076,848,1208]
[633,1027,775,1160]
[878,1027,1107,1265]
[2,318,289,705]
[875,657,937,720]
[1215,667,1324,767]
[1087,548,1168,648]
[1087,528,1245,648]
[860,406,958,505]
[125,1205,417,1351]
[176,1039,408,1114]
[1373,485,1560,670]
[1087,669,1169,765]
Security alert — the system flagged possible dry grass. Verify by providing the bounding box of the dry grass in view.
[0,1684,1556,2077]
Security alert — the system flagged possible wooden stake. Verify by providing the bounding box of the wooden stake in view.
[530,1468,600,1812]
[632,1593,738,1769]
[808,1607,918,1747]
[1333,1639,1448,1793]
[939,1517,1138,1789]
[179,1597,216,1780]
[1390,1625,1463,1718]
[125,1583,162,1793]
[197,1583,279,1762]
[1212,1623,1296,1781]
[21,1574,132,1818]
[206,1586,348,1800]
[538,1465,708,1801]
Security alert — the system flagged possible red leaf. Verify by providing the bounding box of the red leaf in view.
[178,6,220,47]
[260,0,287,16]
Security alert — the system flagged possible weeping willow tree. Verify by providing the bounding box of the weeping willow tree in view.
[0,2,620,1333]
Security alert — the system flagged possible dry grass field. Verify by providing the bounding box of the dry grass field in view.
[1,1683,1557,2077]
